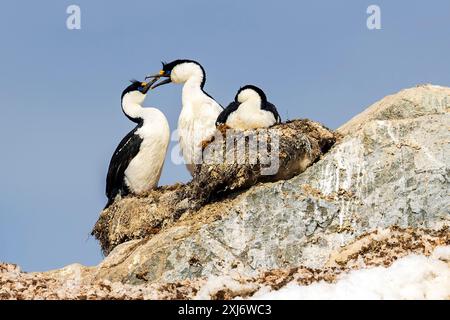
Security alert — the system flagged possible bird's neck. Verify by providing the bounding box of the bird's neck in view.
[182,75,209,107]
[122,98,145,123]
[184,69,205,88]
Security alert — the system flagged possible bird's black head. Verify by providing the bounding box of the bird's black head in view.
[121,79,153,100]
[161,59,202,73]
[235,85,267,104]
[146,59,206,89]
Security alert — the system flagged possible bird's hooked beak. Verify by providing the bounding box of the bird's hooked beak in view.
[145,70,172,89]
[141,79,156,94]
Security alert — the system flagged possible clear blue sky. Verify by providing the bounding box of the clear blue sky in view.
[0,1,449,272]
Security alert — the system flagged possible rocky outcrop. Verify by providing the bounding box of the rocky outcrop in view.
[1,84,449,300]
[89,84,449,285]
[92,119,337,254]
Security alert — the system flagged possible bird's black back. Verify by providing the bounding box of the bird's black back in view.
[105,122,143,208]
[216,101,240,126]
[263,101,281,124]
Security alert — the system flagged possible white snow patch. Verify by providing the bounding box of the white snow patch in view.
[250,247,450,300]
[194,275,258,300]
[432,246,450,262]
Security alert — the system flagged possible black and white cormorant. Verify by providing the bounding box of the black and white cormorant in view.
[146,59,223,175]
[105,80,170,208]
[216,85,281,130]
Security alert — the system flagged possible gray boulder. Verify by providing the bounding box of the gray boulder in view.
[90,84,449,284]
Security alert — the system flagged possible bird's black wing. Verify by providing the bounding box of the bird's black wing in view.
[105,123,143,208]
[216,101,240,126]
[264,101,282,124]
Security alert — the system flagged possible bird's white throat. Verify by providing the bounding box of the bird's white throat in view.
[122,91,147,120]
[171,62,204,85]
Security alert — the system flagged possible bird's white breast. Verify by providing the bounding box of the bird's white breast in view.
[226,102,277,130]
[179,85,222,173]
[124,109,170,194]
